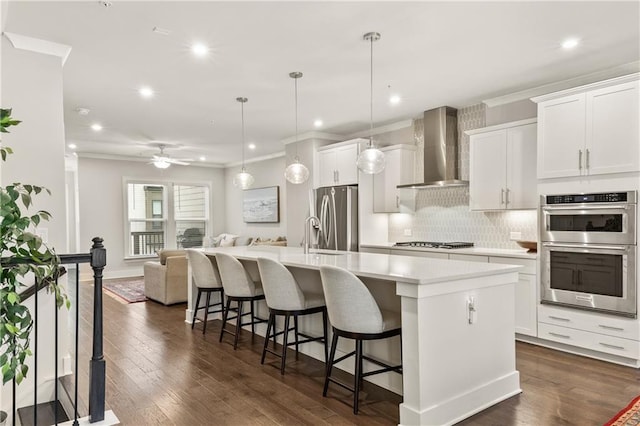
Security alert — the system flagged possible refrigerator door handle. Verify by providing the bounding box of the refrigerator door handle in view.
[320,194,331,247]
[330,187,338,250]
[346,187,352,250]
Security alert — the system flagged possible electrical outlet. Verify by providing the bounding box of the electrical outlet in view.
[403,228,412,237]
[509,231,522,241]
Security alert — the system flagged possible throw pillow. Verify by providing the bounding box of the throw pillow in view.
[219,233,238,247]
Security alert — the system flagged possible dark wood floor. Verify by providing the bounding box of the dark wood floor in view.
[76,282,640,425]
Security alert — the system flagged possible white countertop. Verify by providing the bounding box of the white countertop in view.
[361,242,538,260]
[201,245,521,285]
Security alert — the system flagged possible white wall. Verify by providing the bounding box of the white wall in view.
[225,156,288,239]
[77,157,225,278]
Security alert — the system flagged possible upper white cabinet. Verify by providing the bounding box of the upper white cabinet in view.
[316,139,364,187]
[468,119,537,211]
[373,144,416,213]
[533,76,639,179]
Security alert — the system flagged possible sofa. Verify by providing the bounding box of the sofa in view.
[144,249,188,305]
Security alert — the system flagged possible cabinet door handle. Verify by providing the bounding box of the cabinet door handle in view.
[549,315,571,322]
[500,189,505,205]
[396,195,400,208]
[505,188,510,206]
[336,170,339,183]
[598,324,625,332]
[586,149,590,170]
[599,342,625,351]
[549,332,571,339]
[578,150,583,170]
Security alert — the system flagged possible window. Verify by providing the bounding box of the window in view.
[125,180,210,257]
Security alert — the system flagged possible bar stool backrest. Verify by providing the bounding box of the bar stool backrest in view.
[257,257,306,310]
[215,252,259,297]
[186,249,222,289]
[319,265,384,334]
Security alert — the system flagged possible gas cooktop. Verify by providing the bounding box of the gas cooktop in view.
[393,241,475,249]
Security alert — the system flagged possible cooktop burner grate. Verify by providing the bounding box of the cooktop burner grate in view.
[394,241,475,249]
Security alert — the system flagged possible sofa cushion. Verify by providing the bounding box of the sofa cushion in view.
[158,249,186,265]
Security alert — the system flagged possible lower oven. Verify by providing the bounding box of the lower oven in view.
[540,242,636,317]
[540,191,638,318]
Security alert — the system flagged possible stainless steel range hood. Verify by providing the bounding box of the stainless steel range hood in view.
[397,106,468,189]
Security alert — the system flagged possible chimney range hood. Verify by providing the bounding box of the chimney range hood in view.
[397,106,468,189]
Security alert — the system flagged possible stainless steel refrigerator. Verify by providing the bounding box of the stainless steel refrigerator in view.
[312,185,358,251]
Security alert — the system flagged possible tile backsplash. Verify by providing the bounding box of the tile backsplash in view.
[388,103,538,249]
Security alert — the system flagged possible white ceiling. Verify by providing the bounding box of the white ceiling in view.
[3,1,640,167]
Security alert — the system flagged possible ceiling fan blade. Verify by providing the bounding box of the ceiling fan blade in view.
[169,159,191,166]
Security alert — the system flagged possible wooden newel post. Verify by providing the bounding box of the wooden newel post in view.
[89,237,107,423]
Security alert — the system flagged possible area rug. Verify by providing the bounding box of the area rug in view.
[102,277,147,303]
[605,395,640,426]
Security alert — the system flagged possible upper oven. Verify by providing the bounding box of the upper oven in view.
[541,191,636,245]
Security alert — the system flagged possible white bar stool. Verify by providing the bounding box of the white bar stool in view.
[256,257,328,375]
[215,252,267,350]
[319,265,402,414]
[186,249,224,334]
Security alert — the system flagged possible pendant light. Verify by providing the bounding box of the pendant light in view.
[233,97,254,189]
[284,71,310,184]
[356,31,386,174]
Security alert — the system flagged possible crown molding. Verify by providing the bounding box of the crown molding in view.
[483,61,640,107]
[347,119,413,139]
[281,131,345,145]
[3,32,72,65]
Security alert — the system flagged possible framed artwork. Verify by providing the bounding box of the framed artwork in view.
[243,186,280,223]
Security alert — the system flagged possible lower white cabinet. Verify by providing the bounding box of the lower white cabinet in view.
[538,304,640,358]
[393,249,448,259]
[490,257,537,337]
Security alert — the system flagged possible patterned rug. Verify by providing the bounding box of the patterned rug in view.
[606,396,640,426]
[102,277,147,303]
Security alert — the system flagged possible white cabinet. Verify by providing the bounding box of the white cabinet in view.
[373,145,416,213]
[468,119,537,211]
[316,139,364,187]
[533,77,639,179]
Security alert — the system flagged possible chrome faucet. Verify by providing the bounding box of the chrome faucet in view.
[304,216,320,254]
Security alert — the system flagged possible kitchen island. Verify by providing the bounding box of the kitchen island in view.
[187,246,522,425]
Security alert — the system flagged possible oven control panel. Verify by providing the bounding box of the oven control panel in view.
[546,191,633,205]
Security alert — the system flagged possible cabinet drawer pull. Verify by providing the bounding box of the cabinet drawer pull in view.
[599,342,625,351]
[598,324,625,332]
[549,332,571,339]
[549,315,571,322]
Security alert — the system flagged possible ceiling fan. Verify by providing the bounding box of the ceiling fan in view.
[149,144,193,168]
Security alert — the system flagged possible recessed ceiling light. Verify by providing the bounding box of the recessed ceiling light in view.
[68,143,77,149]
[562,38,580,49]
[389,95,401,105]
[139,86,154,98]
[91,123,103,131]
[313,119,323,128]
[199,156,206,161]
[248,143,256,150]
[191,43,209,57]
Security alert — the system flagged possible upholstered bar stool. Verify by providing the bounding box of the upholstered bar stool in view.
[319,265,402,414]
[215,252,267,350]
[256,257,328,375]
[185,249,224,334]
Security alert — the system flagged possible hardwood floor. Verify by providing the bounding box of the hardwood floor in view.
[76,283,640,425]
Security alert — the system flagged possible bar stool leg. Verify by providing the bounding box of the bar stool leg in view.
[234,300,243,350]
[191,288,202,329]
[250,300,256,335]
[203,290,211,334]
[294,315,300,359]
[220,298,232,343]
[353,339,363,414]
[261,312,275,365]
[281,314,291,375]
[323,332,339,396]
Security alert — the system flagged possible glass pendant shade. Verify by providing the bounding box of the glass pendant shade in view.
[233,97,253,189]
[285,71,309,184]
[356,145,386,174]
[284,159,310,184]
[357,31,385,175]
[233,168,254,189]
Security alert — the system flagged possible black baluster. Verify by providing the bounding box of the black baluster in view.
[88,237,106,423]
[34,277,38,426]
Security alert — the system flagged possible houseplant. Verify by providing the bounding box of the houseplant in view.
[0,108,66,386]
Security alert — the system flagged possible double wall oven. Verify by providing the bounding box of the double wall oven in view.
[540,191,637,317]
